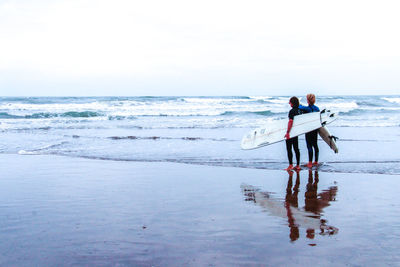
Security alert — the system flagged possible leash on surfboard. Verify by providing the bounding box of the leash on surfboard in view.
[328,135,339,153]
[329,135,339,142]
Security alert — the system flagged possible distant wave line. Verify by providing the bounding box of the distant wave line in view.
[0,111,103,119]
[108,136,236,142]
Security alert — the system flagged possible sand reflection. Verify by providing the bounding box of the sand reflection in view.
[241,170,338,243]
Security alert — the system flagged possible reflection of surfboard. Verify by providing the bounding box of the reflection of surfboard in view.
[241,184,338,234]
[241,184,321,228]
[318,126,339,153]
[241,109,336,150]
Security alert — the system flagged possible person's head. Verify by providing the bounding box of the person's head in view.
[307,94,316,105]
[289,96,299,108]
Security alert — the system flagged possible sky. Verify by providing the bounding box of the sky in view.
[1,0,400,96]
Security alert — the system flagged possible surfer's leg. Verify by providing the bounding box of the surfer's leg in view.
[305,133,313,165]
[311,130,319,163]
[286,139,293,165]
[293,137,300,167]
[314,143,319,163]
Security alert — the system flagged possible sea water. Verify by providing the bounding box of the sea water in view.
[1,95,400,174]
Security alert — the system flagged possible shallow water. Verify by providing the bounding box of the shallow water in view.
[1,155,399,266]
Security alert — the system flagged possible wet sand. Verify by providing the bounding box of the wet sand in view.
[1,154,399,266]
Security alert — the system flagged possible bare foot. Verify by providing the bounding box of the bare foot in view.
[285,164,294,171]
[294,165,301,171]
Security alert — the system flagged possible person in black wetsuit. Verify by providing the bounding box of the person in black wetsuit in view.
[284,97,302,171]
[299,94,320,168]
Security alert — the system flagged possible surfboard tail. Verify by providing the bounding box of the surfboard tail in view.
[318,126,339,153]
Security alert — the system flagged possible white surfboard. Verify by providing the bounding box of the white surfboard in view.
[241,109,336,150]
[318,126,339,153]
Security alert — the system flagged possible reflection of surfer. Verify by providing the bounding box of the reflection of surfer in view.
[304,170,338,237]
[285,97,302,171]
[304,169,319,214]
[304,170,319,239]
[285,170,300,241]
[241,170,338,243]
[285,170,338,241]
[299,94,320,168]
[305,170,338,214]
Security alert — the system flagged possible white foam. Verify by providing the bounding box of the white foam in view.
[248,96,274,101]
[321,101,358,112]
[182,97,254,103]
[18,150,38,155]
[382,97,400,104]
[267,98,290,105]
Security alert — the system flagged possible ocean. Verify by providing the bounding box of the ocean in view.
[1,95,400,174]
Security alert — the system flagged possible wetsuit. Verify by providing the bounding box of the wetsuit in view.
[299,104,320,162]
[286,107,302,165]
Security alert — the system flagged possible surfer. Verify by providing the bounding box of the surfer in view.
[284,97,302,171]
[299,94,320,168]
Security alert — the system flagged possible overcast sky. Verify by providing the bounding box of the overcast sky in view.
[1,0,400,96]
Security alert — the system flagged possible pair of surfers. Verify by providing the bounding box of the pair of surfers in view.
[284,94,320,171]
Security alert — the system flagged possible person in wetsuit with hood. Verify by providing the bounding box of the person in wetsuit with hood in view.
[299,94,320,168]
[284,96,302,171]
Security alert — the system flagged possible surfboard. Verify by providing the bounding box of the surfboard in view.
[241,109,336,150]
[318,126,339,153]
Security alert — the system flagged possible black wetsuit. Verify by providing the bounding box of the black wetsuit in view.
[286,107,301,165]
[305,130,319,162]
[299,105,320,162]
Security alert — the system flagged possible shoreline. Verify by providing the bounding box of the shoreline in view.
[12,152,400,175]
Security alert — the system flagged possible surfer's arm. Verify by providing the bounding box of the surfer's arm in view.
[285,119,293,139]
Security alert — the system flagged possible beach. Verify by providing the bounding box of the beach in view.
[1,96,400,265]
[1,154,399,266]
